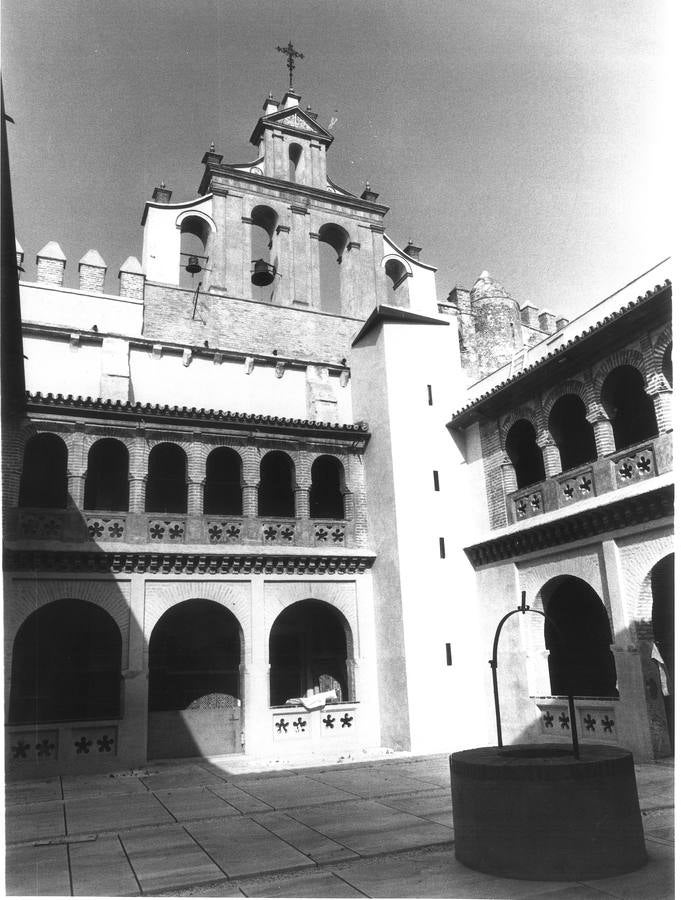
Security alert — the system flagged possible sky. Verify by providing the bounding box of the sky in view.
[2,0,672,321]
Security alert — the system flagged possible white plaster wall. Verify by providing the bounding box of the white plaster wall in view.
[142,196,214,286]
[24,334,103,399]
[21,283,143,336]
[129,348,353,421]
[380,318,486,753]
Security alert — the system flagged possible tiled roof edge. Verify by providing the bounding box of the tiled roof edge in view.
[26,392,369,434]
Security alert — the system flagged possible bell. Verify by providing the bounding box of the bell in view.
[185,255,202,275]
[251,258,275,287]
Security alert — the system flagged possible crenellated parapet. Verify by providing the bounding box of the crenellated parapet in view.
[23,240,144,300]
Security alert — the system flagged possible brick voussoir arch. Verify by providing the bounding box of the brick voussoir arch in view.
[593,347,647,397]
[652,324,673,386]
[542,379,592,419]
[499,405,543,447]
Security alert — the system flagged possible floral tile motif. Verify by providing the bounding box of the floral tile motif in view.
[148,519,186,542]
[558,468,595,506]
[536,703,617,741]
[261,522,297,544]
[86,517,126,541]
[19,513,63,540]
[206,520,243,543]
[614,446,656,484]
[6,730,59,764]
[514,491,543,520]
[314,522,346,545]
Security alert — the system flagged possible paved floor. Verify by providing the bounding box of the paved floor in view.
[5,753,674,898]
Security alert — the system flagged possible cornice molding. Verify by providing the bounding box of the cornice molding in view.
[465,484,673,568]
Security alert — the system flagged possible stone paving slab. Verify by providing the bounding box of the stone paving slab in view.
[252,810,360,864]
[307,767,438,798]
[378,788,454,827]
[236,773,358,808]
[140,765,228,792]
[119,824,224,893]
[66,791,174,834]
[5,777,62,806]
[5,799,65,843]
[185,816,315,879]
[153,786,243,821]
[331,846,605,899]
[207,781,275,813]
[580,839,674,900]
[62,773,150,799]
[286,799,455,857]
[69,835,141,896]
[241,870,366,897]
[5,842,71,896]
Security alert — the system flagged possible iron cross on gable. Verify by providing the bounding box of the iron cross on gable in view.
[277,40,304,91]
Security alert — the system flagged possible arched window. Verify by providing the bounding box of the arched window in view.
[601,365,659,451]
[318,223,349,315]
[548,394,597,472]
[250,205,278,300]
[288,143,303,182]
[258,451,295,517]
[505,419,545,489]
[204,447,242,516]
[18,433,68,508]
[84,439,129,511]
[542,577,617,698]
[269,600,350,706]
[179,214,211,290]
[148,599,242,759]
[310,456,345,519]
[145,443,187,513]
[9,599,122,723]
[384,258,410,309]
[662,343,673,388]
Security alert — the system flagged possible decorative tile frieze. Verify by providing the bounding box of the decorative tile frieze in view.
[557,467,595,506]
[86,516,126,541]
[147,518,186,542]
[7,729,59,763]
[206,520,243,544]
[262,521,297,544]
[612,445,656,485]
[535,700,617,741]
[19,512,63,540]
[72,726,118,755]
[313,521,347,545]
[512,489,543,520]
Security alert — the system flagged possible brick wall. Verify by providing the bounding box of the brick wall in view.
[143,284,362,364]
[480,419,507,529]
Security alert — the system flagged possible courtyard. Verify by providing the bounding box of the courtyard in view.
[6,751,673,898]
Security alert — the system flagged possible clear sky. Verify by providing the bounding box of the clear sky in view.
[2,0,671,321]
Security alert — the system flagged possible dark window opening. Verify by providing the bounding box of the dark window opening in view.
[433,470,440,491]
[439,537,446,558]
[548,394,597,472]
[204,447,242,516]
[18,433,68,508]
[445,643,452,666]
[505,419,545,488]
[9,599,122,723]
[310,456,344,519]
[651,554,674,746]
[145,443,187,513]
[601,365,659,451]
[288,143,303,182]
[542,577,618,698]
[427,384,433,406]
[84,438,129,511]
[149,600,241,712]
[269,600,349,706]
[258,451,295,517]
[662,343,673,388]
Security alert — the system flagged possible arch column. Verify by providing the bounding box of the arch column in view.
[241,661,272,751]
[295,477,311,519]
[537,432,561,476]
[586,413,616,456]
[187,480,203,516]
[650,389,673,434]
[242,481,259,517]
[500,456,518,494]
